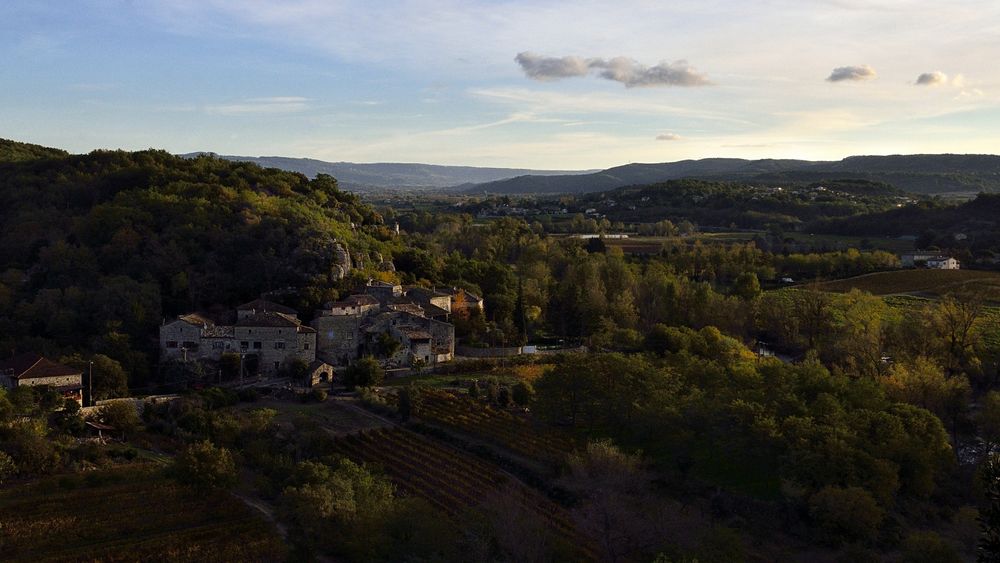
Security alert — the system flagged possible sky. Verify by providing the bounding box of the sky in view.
[2,0,1000,169]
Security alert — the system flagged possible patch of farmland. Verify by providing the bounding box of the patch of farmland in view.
[331,426,595,559]
[813,269,1000,300]
[0,465,285,562]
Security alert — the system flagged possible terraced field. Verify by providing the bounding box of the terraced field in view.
[331,427,594,559]
[0,465,285,562]
[390,388,579,462]
[813,268,1000,301]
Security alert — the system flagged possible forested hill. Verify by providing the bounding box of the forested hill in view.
[812,192,1000,254]
[0,138,69,162]
[0,144,397,381]
[181,153,593,190]
[470,158,817,194]
[469,154,1000,195]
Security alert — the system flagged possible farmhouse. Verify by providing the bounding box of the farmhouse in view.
[160,300,317,377]
[901,252,960,269]
[0,353,83,405]
[926,256,960,270]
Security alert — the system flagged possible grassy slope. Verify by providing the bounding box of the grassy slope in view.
[811,269,1000,300]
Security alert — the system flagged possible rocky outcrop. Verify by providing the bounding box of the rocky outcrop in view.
[331,242,352,280]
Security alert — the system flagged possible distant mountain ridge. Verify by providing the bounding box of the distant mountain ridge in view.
[180,153,595,190]
[469,154,1000,195]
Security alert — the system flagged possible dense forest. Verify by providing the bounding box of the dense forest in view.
[0,139,395,388]
[2,139,1000,561]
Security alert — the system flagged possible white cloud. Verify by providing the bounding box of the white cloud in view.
[826,65,877,82]
[656,133,682,141]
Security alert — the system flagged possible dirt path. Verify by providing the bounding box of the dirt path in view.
[232,492,340,563]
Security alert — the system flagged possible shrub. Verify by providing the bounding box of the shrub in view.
[809,486,884,544]
[512,381,534,407]
[344,357,384,389]
[901,531,962,563]
[172,440,238,491]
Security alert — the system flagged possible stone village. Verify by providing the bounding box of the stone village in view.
[157,281,483,383]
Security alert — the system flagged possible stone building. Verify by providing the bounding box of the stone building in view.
[0,353,83,405]
[311,286,455,367]
[160,300,316,377]
[437,287,485,320]
[926,256,960,270]
[361,311,454,367]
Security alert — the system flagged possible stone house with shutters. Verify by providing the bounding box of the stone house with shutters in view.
[160,300,317,377]
[0,353,84,405]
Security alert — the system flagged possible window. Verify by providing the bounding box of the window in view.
[274,342,285,350]
[240,341,249,350]
[303,343,310,350]
[253,341,262,350]
[183,341,197,349]
[212,341,224,350]
[166,341,178,349]
[274,362,280,371]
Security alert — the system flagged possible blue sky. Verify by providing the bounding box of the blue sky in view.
[2,1,999,169]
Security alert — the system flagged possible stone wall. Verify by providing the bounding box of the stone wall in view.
[312,315,364,365]
[455,345,524,358]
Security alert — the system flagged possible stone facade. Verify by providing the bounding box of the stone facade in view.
[160,300,316,377]
[311,286,456,367]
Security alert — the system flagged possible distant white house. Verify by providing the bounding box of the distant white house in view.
[901,252,959,269]
[926,256,960,270]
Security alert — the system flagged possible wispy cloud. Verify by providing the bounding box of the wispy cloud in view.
[826,65,877,82]
[470,87,748,124]
[204,96,310,115]
[515,52,711,88]
[656,132,682,141]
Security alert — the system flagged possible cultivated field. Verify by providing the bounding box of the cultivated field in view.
[0,465,285,562]
[331,426,594,558]
[385,388,578,462]
[812,268,1000,300]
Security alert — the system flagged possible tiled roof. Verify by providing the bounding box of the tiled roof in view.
[177,313,215,327]
[236,312,302,328]
[405,286,449,299]
[236,299,298,316]
[400,329,431,341]
[387,302,426,317]
[0,353,81,380]
[325,294,379,309]
[420,303,450,318]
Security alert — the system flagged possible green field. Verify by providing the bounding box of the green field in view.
[0,465,286,562]
[812,268,1000,301]
[591,231,914,254]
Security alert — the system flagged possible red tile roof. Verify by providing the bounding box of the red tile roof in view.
[0,353,81,380]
